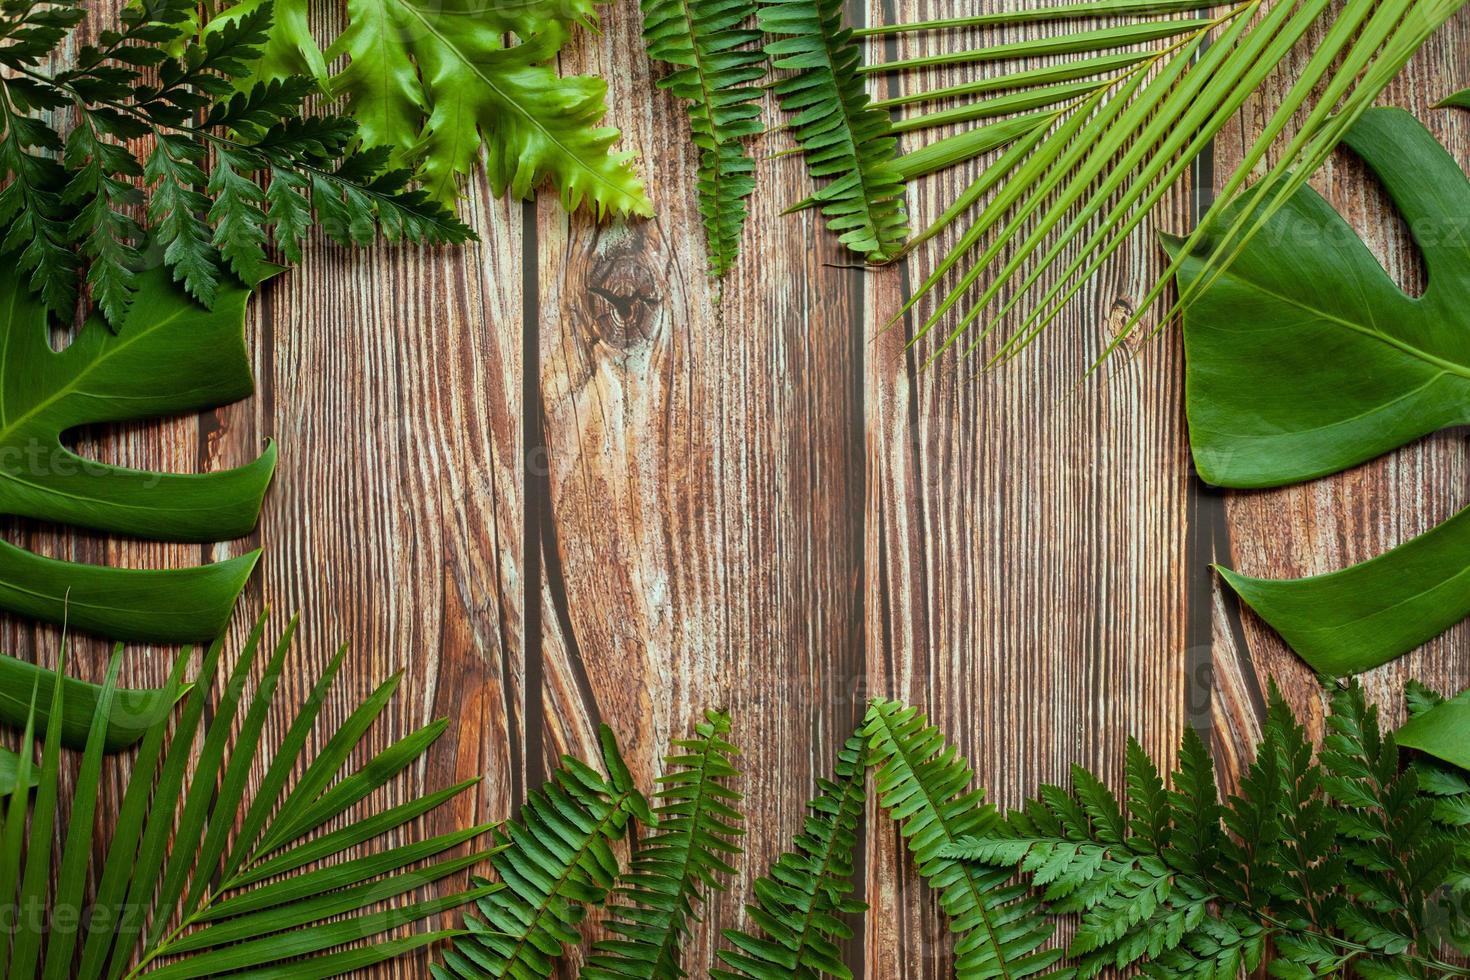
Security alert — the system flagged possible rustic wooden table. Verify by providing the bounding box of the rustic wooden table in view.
[17,1,1470,976]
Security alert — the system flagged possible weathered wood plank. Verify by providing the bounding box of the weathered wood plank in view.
[535,3,868,974]
[4,1,1465,978]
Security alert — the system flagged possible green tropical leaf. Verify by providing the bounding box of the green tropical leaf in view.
[939,680,1470,977]
[850,0,1460,364]
[1176,107,1470,489]
[713,730,866,980]
[436,727,649,979]
[1173,107,1470,675]
[640,0,763,275]
[584,709,745,979]
[206,0,329,82]
[0,0,471,325]
[760,0,907,261]
[0,262,273,641]
[1216,511,1470,677]
[0,609,492,980]
[1399,683,1470,772]
[0,650,185,751]
[863,699,1067,979]
[329,0,652,215]
[0,746,37,795]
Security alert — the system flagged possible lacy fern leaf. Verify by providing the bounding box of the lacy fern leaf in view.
[436,729,651,979]
[713,730,867,979]
[759,0,907,261]
[329,0,652,216]
[863,699,1067,979]
[0,0,472,324]
[583,709,745,979]
[640,0,763,275]
[943,680,1470,978]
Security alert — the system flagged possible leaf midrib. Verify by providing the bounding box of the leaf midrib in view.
[786,764,863,971]
[391,0,630,199]
[495,786,634,973]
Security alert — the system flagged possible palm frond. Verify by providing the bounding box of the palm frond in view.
[840,0,1459,365]
[863,699,1069,979]
[713,730,867,980]
[583,709,745,979]
[641,0,764,275]
[435,727,651,979]
[0,610,492,980]
[759,0,907,260]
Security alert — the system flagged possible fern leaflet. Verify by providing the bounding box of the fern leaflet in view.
[640,0,764,275]
[943,680,1470,978]
[864,699,1067,979]
[758,0,907,261]
[435,728,651,980]
[713,729,868,979]
[583,709,745,979]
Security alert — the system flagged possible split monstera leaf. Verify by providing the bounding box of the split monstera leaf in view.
[1173,103,1470,676]
[0,262,271,642]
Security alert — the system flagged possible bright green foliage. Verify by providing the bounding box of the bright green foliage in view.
[852,0,1459,365]
[436,729,651,979]
[0,651,181,751]
[327,0,652,216]
[863,699,1067,979]
[0,0,472,325]
[1174,108,1470,675]
[0,611,493,979]
[0,266,273,642]
[640,0,764,275]
[714,730,867,979]
[759,0,907,261]
[584,709,745,979]
[944,681,1470,978]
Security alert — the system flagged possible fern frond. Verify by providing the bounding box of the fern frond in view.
[863,699,1068,979]
[436,729,650,980]
[0,612,493,980]
[713,730,868,979]
[944,678,1470,978]
[759,0,906,261]
[641,0,763,275]
[583,709,745,979]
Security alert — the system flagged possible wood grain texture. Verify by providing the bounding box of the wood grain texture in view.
[3,1,1465,977]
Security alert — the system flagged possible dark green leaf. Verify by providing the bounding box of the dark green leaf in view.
[1176,108,1470,489]
[0,651,183,750]
[0,262,273,641]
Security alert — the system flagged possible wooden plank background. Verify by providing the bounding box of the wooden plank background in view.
[7,0,1470,976]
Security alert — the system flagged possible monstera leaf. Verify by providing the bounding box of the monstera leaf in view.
[1177,107,1470,489]
[0,265,274,642]
[1172,106,1470,675]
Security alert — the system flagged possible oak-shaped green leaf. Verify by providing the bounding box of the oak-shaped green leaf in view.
[1173,106,1470,675]
[0,265,274,642]
[329,0,651,215]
